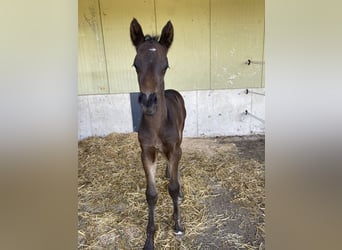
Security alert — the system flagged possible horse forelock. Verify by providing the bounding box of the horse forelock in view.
[144,35,159,42]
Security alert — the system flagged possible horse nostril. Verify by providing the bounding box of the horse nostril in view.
[138,93,145,104]
[146,93,157,106]
[150,93,157,104]
[138,92,157,107]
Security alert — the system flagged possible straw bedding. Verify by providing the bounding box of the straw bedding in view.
[78,133,265,249]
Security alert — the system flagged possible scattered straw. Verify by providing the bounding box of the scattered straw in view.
[78,133,265,249]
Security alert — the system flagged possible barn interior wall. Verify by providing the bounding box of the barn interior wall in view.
[78,88,264,140]
[78,0,265,139]
[78,0,265,94]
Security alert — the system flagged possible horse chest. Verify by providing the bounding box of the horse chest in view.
[154,139,165,153]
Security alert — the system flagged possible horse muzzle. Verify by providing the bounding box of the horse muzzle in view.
[138,92,157,116]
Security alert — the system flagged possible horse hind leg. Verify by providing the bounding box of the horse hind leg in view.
[166,161,183,204]
[166,163,183,203]
[165,163,170,179]
[165,157,183,201]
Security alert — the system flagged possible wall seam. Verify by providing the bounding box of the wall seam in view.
[249,92,253,133]
[209,0,212,90]
[153,0,157,34]
[261,7,265,88]
[196,90,199,136]
[97,0,110,94]
[86,96,94,136]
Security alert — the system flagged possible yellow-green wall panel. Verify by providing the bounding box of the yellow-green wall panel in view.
[155,0,210,91]
[78,0,109,95]
[100,0,155,94]
[78,0,265,95]
[211,0,265,89]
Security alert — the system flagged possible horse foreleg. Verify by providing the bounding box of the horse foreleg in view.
[167,146,184,235]
[141,148,158,250]
[165,163,170,179]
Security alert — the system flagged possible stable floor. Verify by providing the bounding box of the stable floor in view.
[78,133,265,249]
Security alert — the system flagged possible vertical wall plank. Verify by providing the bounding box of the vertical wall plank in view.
[78,0,109,94]
[155,0,210,91]
[100,0,155,94]
[211,0,265,89]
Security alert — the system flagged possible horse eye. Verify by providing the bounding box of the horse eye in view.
[162,65,169,74]
[133,63,140,73]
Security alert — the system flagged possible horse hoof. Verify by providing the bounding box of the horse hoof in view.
[173,225,185,236]
[143,236,154,250]
[174,230,184,236]
[143,241,154,250]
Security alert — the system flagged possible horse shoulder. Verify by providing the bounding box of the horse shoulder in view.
[163,89,186,143]
[165,89,186,118]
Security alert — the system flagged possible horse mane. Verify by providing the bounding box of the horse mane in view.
[144,35,160,42]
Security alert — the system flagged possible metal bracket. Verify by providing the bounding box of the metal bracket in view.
[245,59,265,65]
[244,110,265,124]
[245,89,265,96]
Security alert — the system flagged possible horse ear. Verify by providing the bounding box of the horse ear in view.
[159,21,173,50]
[130,18,145,49]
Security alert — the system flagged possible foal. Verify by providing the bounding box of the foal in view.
[130,18,186,250]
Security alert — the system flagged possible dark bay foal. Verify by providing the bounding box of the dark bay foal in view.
[130,18,186,250]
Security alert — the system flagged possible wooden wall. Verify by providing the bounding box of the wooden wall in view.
[78,0,265,95]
